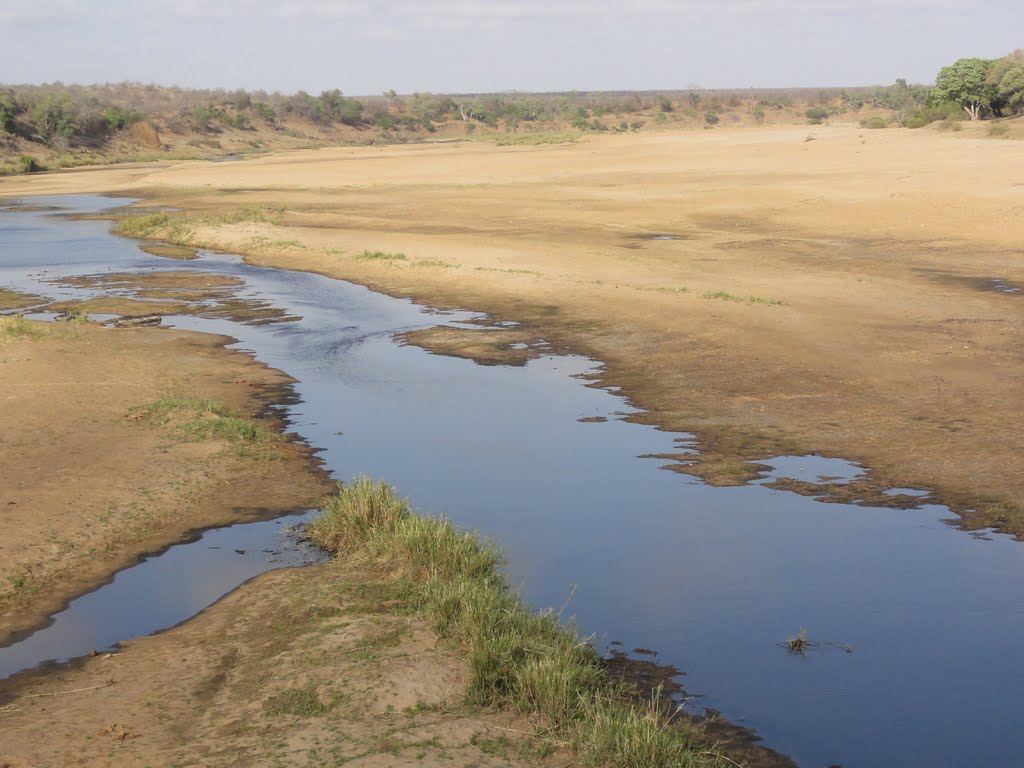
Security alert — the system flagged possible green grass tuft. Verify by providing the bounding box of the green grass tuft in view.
[131,396,278,456]
[308,477,725,768]
[355,250,407,262]
[263,687,328,718]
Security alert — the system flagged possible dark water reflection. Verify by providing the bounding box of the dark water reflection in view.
[2,196,1024,768]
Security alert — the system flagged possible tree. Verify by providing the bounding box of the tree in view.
[0,91,19,134]
[408,93,442,122]
[26,93,79,143]
[986,51,1024,116]
[932,57,995,120]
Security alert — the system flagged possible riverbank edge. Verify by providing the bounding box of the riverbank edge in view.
[305,475,796,768]
[94,197,1022,539]
[0,316,334,644]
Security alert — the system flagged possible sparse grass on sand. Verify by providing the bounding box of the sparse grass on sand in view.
[131,395,279,456]
[354,250,408,262]
[474,131,581,146]
[111,206,286,242]
[701,290,783,306]
[308,477,727,768]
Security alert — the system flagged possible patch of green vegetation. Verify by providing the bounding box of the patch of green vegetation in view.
[480,131,580,146]
[0,314,45,340]
[701,290,743,302]
[112,212,194,241]
[18,155,44,173]
[6,574,27,591]
[413,259,458,269]
[263,687,328,718]
[355,250,407,262]
[635,286,688,295]
[308,477,724,768]
[701,290,782,306]
[111,206,286,244]
[131,396,279,456]
[859,116,890,129]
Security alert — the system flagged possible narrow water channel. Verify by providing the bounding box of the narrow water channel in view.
[2,195,1024,768]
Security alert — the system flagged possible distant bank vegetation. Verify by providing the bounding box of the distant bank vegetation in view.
[2,51,1023,175]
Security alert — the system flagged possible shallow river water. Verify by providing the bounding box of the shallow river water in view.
[2,195,1024,768]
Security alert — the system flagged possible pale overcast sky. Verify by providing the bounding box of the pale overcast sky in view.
[1,1,1020,94]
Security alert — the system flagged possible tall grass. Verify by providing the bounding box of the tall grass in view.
[308,477,725,768]
[0,314,45,340]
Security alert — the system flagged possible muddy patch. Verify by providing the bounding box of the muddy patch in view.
[48,271,300,326]
[139,242,199,260]
[0,287,44,311]
[602,648,797,768]
[921,269,1024,296]
[398,324,550,367]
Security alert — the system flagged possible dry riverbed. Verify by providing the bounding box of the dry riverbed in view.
[7,122,1018,532]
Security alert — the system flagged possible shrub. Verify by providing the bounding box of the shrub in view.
[860,116,889,129]
[17,155,43,173]
[704,110,719,125]
[26,93,79,143]
[805,106,829,124]
[0,91,18,133]
[905,101,963,128]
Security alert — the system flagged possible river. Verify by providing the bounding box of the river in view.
[1,194,1023,768]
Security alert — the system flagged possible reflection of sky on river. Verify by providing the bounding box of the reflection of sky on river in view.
[0,514,320,679]
[3,196,1024,768]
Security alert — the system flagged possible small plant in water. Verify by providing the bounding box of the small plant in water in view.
[784,626,816,655]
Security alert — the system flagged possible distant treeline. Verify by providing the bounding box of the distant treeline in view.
[2,52,1022,152]
[0,82,938,149]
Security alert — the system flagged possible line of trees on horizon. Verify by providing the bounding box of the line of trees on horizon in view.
[2,51,1022,154]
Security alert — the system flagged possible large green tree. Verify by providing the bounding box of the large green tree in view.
[986,51,1024,116]
[932,57,995,120]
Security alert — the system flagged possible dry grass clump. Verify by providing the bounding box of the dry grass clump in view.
[0,314,45,340]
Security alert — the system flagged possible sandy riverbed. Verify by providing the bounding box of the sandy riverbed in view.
[3,123,1021,531]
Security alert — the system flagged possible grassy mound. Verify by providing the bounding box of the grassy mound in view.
[308,476,726,768]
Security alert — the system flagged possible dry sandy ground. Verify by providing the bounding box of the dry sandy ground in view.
[0,315,331,643]
[0,561,579,768]
[3,122,1022,534]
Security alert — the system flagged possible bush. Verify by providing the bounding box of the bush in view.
[18,155,43,173]
[191,105,216,132]
[860,116,889,129]
[26,94,79,143]
[0,91,19,134]
[253,102,276,126]
[904,101,962,128]
[704,110,719,125]
[805,106,829,124]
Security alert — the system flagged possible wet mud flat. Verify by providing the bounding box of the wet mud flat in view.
[3,195,1024,767]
